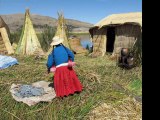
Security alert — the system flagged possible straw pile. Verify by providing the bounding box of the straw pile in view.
[69,36,88,54]
[89,97,142,120]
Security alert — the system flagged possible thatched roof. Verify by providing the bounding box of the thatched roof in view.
[91,12,142,29]
[0,16,10,34]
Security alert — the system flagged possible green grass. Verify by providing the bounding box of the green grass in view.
[0,55,142,120]
[127,79,142,96]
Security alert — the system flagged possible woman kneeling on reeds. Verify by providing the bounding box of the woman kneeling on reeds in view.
[46,36,83,97]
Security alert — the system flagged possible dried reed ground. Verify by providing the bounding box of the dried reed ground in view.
[0,55,142,120]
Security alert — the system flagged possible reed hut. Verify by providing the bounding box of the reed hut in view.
[69,36,88,55]
[47,12,71,55]
[0,16,14,55]
[15,9,44,55]
[89,12,142,59]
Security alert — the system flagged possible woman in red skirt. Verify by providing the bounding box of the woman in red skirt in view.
[46,36,83,97]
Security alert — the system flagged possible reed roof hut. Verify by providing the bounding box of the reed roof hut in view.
[89,12,142,60]
[52,12,70,48]
[0,16,14,55]
[15,9,44,55]
[47,12,71,55]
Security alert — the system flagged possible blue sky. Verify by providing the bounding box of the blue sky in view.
[0,0,142,24]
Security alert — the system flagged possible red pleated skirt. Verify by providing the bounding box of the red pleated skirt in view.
[54,66,83,97]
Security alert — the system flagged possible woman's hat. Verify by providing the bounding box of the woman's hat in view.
[50,36,64,46]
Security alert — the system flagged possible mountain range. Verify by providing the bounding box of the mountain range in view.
[1,14,93,33]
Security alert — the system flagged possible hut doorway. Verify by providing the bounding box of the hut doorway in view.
[106,27,115,53]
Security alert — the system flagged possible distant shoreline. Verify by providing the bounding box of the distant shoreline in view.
[35,32,90,35]
[69,32,89,35]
